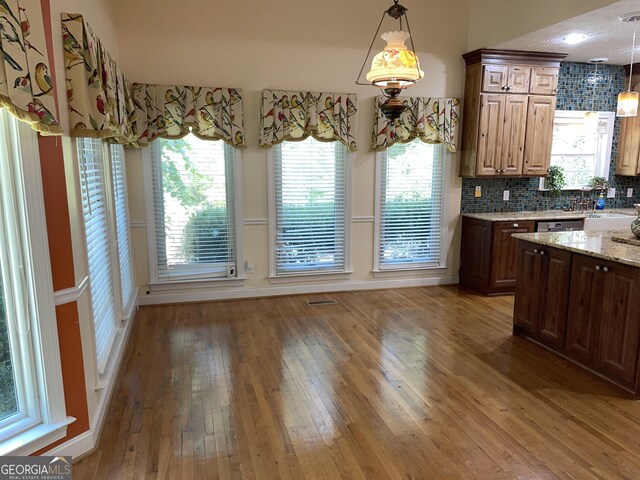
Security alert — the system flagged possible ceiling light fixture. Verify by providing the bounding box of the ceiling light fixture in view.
[617,12,640,117]
[356,0,424,121]
[584,58,606,132]
[562,33,588,45]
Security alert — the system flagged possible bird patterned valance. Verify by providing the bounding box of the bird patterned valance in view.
[62,13,135,143]
[131,84,246,148]
[259,90,357,151]
[371,96,460,153]
[0,0,61,135]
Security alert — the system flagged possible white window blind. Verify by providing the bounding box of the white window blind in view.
[110,144,135,315]
[377,141,444,269]
[274,139,347,274]
[77,138,118,374]
[150,135,237,281]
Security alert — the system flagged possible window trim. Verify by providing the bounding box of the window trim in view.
[373,141,448,273]
[143,140,245,286]
[267,141,352,279]
[0,111,72,456]
[539,110,615,191]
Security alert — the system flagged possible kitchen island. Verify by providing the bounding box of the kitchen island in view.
[511,229,640,398]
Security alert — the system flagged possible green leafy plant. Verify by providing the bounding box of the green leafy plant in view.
[589,176,610,192]
[546,165,566,195]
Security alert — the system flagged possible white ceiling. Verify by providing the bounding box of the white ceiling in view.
[494,0,640,65]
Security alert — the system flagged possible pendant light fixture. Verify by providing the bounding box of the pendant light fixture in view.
[584,58,606,132]
[356,0,424,121]
[617,12,640,117]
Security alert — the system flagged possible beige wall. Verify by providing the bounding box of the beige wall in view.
[467,0,618,50]
[113,0,470,303]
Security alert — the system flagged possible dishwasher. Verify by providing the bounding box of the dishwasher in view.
[536,219,584,232]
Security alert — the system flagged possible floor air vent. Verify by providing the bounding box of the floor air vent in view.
[306,300,338,306]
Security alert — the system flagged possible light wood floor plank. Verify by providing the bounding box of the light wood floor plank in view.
[75,286,640,479]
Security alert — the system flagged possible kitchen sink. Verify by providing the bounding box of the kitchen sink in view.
[583,212,634,231]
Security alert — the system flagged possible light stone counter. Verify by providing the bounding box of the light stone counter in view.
[463,208,636,222]
[512,230,640,269]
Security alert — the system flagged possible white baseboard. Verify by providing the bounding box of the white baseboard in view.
[42,307,137,459]
[138,275,459,306]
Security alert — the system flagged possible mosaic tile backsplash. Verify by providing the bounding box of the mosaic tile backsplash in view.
[461,62,640,213]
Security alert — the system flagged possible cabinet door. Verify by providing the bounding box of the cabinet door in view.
[507,66,531,93]
[490,221,535,289]
[530,67,559,95]
[565,255,604,363]
[595,263,640,384]
[482,65,508,93]
[514,241,544,333]
[616,114,640,176]
[459,217,492,291]
[500,95,528,175]
[476,95,505,176]
[523,95,556,176]
[538,247,572,350]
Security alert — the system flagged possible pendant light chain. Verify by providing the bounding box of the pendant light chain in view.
[629,18,637,92]
[591,61,598,112]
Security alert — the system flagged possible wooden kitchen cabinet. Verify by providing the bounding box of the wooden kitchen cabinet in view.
[515,244,640,397]
[513,241,572,350]
[616,93,640,176]
[460,49,566,178]
[460,217,535,295]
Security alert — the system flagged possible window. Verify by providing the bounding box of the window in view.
[77,138,119,374]
[271,138,350,275]
[110,144,136,317]
[543,110,615,189]
[0,109,69,455]
[149,135,240,282]
[375,141,445,270]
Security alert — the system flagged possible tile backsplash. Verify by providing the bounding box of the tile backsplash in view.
[460,62,640,213]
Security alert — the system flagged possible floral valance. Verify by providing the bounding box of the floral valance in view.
[62,13,134,143]
[131,84,246,148]
[371,96,460,153]
[259,90,357,151]
[0,0,61,134]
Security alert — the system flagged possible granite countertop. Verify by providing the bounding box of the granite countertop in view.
[463,208,636,222]
[512,230,640,269]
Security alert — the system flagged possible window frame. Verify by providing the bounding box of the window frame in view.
[539,110,615,191]
[268,139,352,280]
[0,110,71,456]
[373,140,448,273]
[143,139,245,288]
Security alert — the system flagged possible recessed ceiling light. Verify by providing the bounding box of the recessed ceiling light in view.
[563,33,588,44]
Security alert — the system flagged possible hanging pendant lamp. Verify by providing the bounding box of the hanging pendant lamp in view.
[617,12,640,117]
[355,0,424,121]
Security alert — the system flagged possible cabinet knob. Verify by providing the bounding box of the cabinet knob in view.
[603,266,610,273]
[501,85,507,91]
[540,250,545,256]
[534,249,539,253]
[506,86,511,91]
[513,223,519,228]
[595,265,601,271]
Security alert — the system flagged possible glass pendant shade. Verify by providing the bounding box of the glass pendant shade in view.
[617,91,639,117]
[366,31,424,88]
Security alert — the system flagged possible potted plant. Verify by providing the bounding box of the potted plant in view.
[589,176,610,192]
[546,165,566,195]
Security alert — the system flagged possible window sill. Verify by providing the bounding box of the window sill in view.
[0,417,75,456]
[268,270,353,284]
[149,277,247,292]
[372,265,447,278]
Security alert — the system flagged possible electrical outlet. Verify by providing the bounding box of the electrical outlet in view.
[607,188,616,198]
[503,190,510,201]
[475,186,482,198]
[628,188,634,198]
[245,259,254,274]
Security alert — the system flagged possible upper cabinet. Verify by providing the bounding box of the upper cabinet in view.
[460,49,567,178]
[617,82,640,176]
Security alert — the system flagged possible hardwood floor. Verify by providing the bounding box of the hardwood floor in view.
[73,286,640,479]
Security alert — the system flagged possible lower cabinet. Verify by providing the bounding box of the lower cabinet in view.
[460,217,535,295]
[513,241,572,350]
[514,242,640,396]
